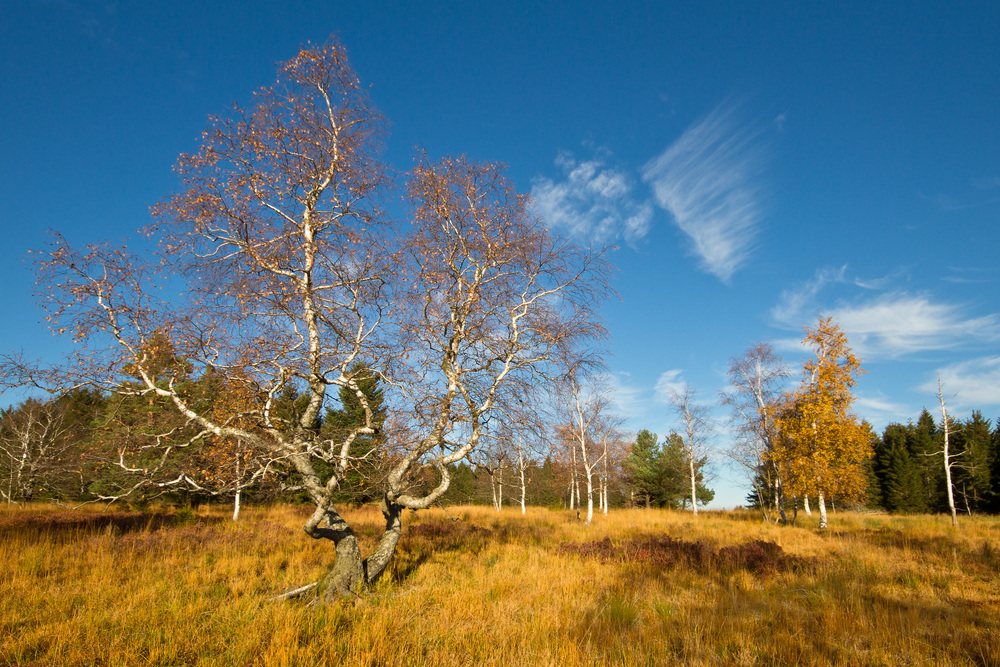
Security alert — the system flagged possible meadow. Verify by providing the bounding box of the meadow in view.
[3,503,999,666]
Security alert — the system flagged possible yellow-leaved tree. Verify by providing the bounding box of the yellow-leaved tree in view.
[774,316,873,529]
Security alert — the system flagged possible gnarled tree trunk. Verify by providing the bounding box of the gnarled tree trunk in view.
[312,500,403,600]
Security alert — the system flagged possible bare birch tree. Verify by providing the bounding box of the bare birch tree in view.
[494,393,547,515]
[591,410,626,515]
[12,39,611,600]
[721,342,789,523]
[666,384,714,516]
[0,399,74,504]
[556,375,618,524]
[473,434,507,512]
[932,375,960,527]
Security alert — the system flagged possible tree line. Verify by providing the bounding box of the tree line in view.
[869,408,1000,517]
[0,363,712,515]
[6,307,993,532]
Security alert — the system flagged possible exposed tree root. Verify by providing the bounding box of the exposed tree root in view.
[268,582,318,602]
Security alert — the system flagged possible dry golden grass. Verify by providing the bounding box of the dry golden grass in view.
[3,503,999,666]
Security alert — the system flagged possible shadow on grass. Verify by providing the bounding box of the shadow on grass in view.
[374,516,559,584]
[405,517,555,553]
[832,527,1000,575]
[0,509,224,540]
[387,548,431,583]
[561,535,812,577]
[567,546,1000,666]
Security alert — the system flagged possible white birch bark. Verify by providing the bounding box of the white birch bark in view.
[569,445,580,512]
[938,377,959,528]
[600,436,609,515]
[233,488,241,522]
[232,447,242,522]
[668,384,712,517]
[585,466,594,524]
[518,448,527,515]
[689,454,698,517]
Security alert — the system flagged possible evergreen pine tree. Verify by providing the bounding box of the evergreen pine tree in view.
[952,411,993,514]
[906,409,940,513]
[990,418,1000,512]
[322,364,387,505]
[624,429,662,508]
[874,423,924,512]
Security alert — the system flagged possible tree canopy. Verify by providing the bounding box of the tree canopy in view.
[7,38,612,599]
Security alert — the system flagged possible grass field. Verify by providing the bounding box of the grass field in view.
[3,503,999,666]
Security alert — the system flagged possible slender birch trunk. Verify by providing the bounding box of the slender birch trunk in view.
[776,476,787,524]
[489,466,503,513]
[579,431,596,524]
[943,421,958,528]
[518,448,527,515]
[232,447,242,522]
[689,454,698,516]
[601,439,609,516]
[817,489,828,529]
[938,378,959,527]
[569,446,577,510]
[961,485,972,516]
[585,467,594,524]
[233,488,241,522]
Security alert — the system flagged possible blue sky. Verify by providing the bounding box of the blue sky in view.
[3,1,999,507]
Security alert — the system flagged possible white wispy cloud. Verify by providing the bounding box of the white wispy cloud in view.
[653,369,686,403]
[830,294,1000,356]
[772,268,1000,357]
[641,101,766,283]
[855,394,913,424]
[605,372,648,420]
[942,266,997,284]
[771,266,848,326]
[531,151,653,245]
[920,357,1000,406]
[920,176,1000,210]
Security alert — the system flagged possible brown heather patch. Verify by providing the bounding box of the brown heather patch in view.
[407,518,494,548]
[0,510,185,535]
[561,535,807,576]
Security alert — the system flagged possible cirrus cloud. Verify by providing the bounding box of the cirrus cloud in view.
[641,101,767,283]
[920,357,1000,407]
[771,267,1000,357]
[653,369,686,403]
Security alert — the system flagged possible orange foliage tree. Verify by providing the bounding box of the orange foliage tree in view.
[774,317,873,529]
[197,374,278,520]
